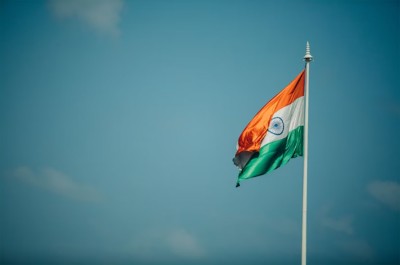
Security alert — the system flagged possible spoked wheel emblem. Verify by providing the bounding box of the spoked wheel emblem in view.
[267,117,284,135]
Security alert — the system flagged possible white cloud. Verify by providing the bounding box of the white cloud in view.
[166,229,206,258]
[320,207,354,235]
[322,215,354,235]
[13,166,102,202]
[367,180,400,211]
[338,239,374,261]
[48,0,124,37]
[128,227,206,260]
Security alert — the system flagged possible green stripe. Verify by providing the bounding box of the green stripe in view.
[237,126,303,184]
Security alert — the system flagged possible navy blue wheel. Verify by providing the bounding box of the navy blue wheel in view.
[267,117,284,135]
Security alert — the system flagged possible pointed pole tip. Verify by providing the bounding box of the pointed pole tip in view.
[304,41,313,62]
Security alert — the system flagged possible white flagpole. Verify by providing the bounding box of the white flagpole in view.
[302,41,312,265]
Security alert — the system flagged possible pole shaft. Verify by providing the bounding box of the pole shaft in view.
[302,42,312,265]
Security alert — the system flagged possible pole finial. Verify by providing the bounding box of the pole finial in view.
[304,41,313,62]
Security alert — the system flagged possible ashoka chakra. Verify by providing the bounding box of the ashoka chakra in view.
[267,117,284,135]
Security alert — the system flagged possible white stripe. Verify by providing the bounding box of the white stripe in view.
[261,96,304,147]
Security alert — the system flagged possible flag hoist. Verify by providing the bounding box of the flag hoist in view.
[232,42,312,265]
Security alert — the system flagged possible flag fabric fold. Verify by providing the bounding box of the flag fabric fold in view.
[233,70,305,186]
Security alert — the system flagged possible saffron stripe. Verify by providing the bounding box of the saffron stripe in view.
[236,70,305,155]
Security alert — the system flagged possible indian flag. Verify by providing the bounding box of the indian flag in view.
[233,70,305,186]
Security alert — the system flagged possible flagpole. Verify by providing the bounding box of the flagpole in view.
[302,41,312,265]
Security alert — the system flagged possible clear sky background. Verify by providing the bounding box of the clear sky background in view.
[1,0,399,265]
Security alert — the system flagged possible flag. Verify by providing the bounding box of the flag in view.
[233,70,305,186]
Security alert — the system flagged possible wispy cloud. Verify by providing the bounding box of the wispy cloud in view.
[337,239,374,261]
[166,228,206,258]
[367,180,400,211]
[48,0,124,37]
[318,206,374,261]
[320,206,354,235]
[13,166,102,202]
[129,227,206,261]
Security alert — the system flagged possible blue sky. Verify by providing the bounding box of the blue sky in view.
[0,0,399,264]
